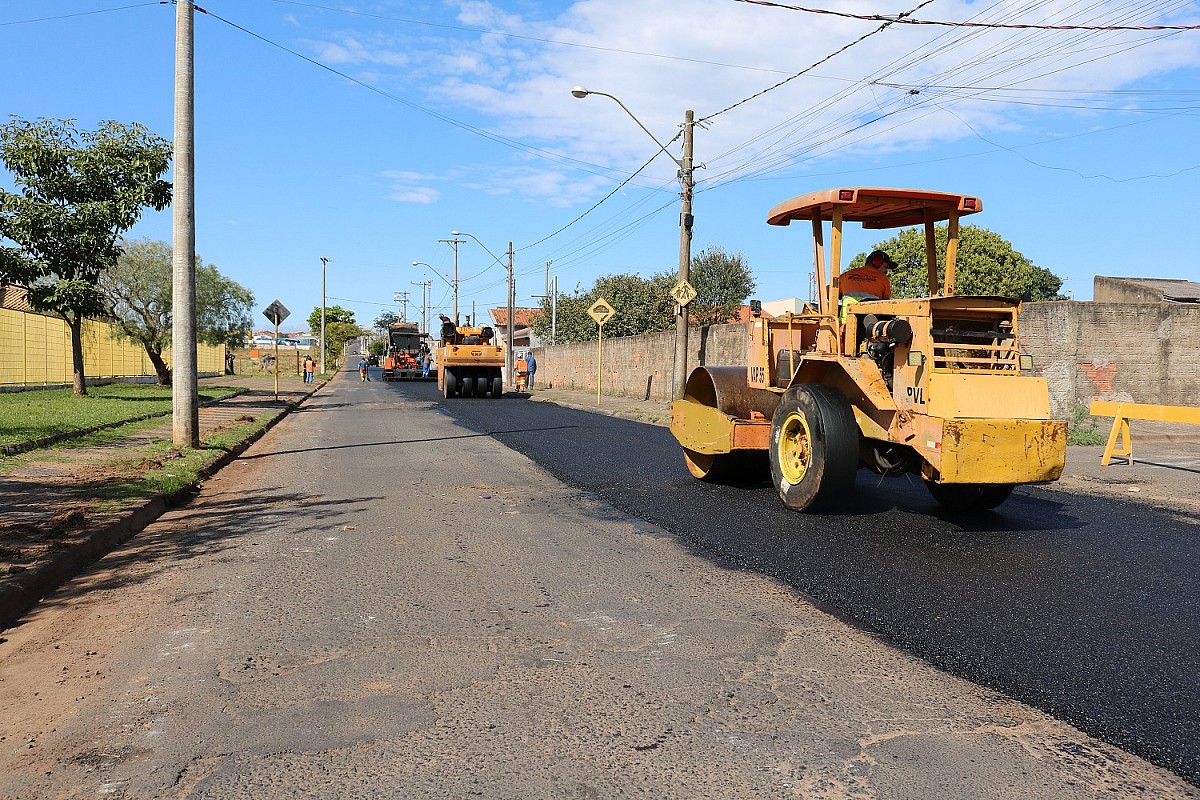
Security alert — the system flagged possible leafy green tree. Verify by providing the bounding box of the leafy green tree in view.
[373,310,400,331]
[0,118,172,395]
[530,272,674,344]
[307,305,364,365]
[529,247,754,343]
[688,246,756,326]
[100,238,254,384]
[849,224,1064,301]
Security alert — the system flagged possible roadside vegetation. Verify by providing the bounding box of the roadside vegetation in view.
[0,383,239,449]
[1067,402,1108,446]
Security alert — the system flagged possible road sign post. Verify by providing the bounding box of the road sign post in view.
[587,298,615,405]
[263,300,290,401]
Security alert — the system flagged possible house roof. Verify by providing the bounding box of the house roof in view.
[489,307,541,327]
[1,284,33,312]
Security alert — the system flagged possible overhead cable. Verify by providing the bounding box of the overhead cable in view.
[730,0,1200,30]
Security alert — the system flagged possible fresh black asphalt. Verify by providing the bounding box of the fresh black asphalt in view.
[388,379,1200,786]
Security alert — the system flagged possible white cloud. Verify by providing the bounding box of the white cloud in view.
[382,170,442,204]
[304,0,1200,203]
[425,0,1200,189]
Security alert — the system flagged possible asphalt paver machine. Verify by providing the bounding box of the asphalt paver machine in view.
[669,187,1067,512]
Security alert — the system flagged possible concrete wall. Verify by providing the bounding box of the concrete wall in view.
[1021,301,1200,416]
[532,301,1200,415]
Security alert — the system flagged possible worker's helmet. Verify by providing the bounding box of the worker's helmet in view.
[866,250,897,270]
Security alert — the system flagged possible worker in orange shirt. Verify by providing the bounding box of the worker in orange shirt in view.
[515,353,528,392]
[840,249,895,302]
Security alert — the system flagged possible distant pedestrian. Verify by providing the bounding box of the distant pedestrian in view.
[303,355,315,384]
[515,353,528,392]
[524,350,537,390]
[359,356,370,382]
[225,351,235,375]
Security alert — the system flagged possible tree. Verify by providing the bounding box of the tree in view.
[307,305,364,365]
[849,224,1064,301]
[373,310,400,331]
[0,118,172,395]
[529,247,756,344]
[530,272,674,344]
[99,238,254,384]
[688,246,756,326]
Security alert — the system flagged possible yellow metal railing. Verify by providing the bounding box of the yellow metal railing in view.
[0,307,223,386]
[1089,399,1200,466]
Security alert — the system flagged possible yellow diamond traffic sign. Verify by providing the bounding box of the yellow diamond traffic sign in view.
[670,280,697,307]
[587,297,616,326]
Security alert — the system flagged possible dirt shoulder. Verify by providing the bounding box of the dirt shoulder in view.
[0,375,319,629]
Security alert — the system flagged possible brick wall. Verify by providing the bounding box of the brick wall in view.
[532,301,1200,415]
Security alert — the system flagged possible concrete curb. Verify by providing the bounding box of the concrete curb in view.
[0,383,323,632]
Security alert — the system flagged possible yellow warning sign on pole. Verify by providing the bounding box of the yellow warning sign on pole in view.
[587,297,615,404]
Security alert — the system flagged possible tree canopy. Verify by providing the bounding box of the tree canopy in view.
[688,246,756,327]
[307,305,365,365]
[100,238,254,384]
[528,246,755,344]
[0,117,172,394]
[373,310,400,331]
[849,224,1063,301]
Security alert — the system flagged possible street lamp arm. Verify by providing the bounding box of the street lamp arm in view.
[412,260,454,288]
[571,86,682,169]
[451,230,506,269]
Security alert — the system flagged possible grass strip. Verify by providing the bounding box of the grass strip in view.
[0,384,239,448]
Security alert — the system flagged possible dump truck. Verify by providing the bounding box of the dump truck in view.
[669,187,1067,512]
[437,317,505,398]
[382,321,433,381]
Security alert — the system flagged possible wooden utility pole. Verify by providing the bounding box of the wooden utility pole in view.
[320,256,328,376]
[507,242,515,389]
[172,0,199,448]
[672,110,695,401]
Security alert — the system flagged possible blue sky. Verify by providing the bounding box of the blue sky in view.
[3,0,1199,334]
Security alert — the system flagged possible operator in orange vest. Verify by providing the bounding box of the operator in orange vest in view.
[840,249,895,301]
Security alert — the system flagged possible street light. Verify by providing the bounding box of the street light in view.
[572,86,695,400]
[413,260,452,335]
[437,238,465,322]
[452,230,516,390]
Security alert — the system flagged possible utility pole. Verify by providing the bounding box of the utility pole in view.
[172,0,198,448]
[673,110,695,401]
[507,242,515,389]
[534,276,559,346]
[319,256,329,376]
[411,280,431,334]
[544,260,552,298]
[394,291,409,321]
[438,237,465,323]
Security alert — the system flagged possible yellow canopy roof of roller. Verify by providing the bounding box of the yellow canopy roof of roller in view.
[766,187,983,229]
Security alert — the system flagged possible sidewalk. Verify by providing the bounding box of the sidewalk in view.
[0,373,322,630]
[529,385,1200,511]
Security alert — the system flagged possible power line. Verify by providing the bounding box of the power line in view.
[195,7,636,181]
[515,149,668,252]
[0,2,166,26]
[269,0,797,76]
[701,0,941,123]
[731,0,1200,30]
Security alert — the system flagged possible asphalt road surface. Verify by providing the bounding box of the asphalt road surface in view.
[404,378,1200,786]
[1,370,1195,798]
